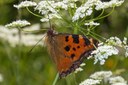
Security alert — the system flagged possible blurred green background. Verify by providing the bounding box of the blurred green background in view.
[0,0,128,85]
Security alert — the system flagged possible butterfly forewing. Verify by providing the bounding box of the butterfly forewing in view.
[45,31,97,78]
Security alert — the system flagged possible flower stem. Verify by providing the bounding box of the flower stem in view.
[26,7,42,18]
[52,73,59,85]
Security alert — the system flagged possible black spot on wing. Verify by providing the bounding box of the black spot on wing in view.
[77,46,80,48]
[65,36,69,42]
[72,47,76,51]
[83,36,90,46]
[64,45,71,52]
[71,54,75,59]
[72,35,79,44]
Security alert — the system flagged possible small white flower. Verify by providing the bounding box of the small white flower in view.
[5,20,30,28]
[90,71,112,80]
[0,74,3,82]
[79,79,101,85]
[54,2,68,10]
[92,44,119,65]
[14,1,37,9]
[80,63,86,67]
[86,8,93,16]
[75,67,83,73]
[84,21,100,26]
[75,63,85,73]
[123,37,127,45]
[40,18,49,22]
[125,46,128,57]
[40,13,61,22]
[109,76,127,85]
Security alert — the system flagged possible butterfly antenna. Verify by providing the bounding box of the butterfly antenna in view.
[47,14,53,30]
[27,35,46,56]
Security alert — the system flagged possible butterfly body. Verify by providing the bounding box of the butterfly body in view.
[45,29,98,78]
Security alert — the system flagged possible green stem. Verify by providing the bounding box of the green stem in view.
[52,73,59,85]
[73,73,78,85]
[89,31,106,40]
[26,7,42,18]
[85,6,115,23]
[20,29,47,33]
[16,0,22,83]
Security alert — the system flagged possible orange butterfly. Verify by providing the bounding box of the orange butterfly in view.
[45,29,98,78]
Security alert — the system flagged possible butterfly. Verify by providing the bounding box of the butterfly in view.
[45,29,98,78]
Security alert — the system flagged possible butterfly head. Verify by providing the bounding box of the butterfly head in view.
[47,28,58,37]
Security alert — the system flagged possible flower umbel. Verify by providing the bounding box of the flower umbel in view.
[109,76,127,85]
[91,44,119,65]
[72,0,124,21]
[5,20,30,28]
[90,71,112,80]
[14,1,37,9]
[106,36,123,47]
[79,79,101,85]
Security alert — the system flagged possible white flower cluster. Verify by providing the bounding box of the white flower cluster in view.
[90,71,112,80]
[79,79,100,85]
[84,21,100,26]
[14,1,37,9]
[5,20,30,28]
[109,76,127,85]
[91,36,127,65]
[35,0,76,15]
[106,37,125,47]
[34,0,77,22]
[95,0,124,10]
[79,71,128,85]
[72,0,124,21]
[0,24,45,47]
[106,37,128,57]
[92,44,119,65]
[35,1,57,15]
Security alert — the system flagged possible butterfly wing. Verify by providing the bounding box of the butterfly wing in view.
[45,33,97,78]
